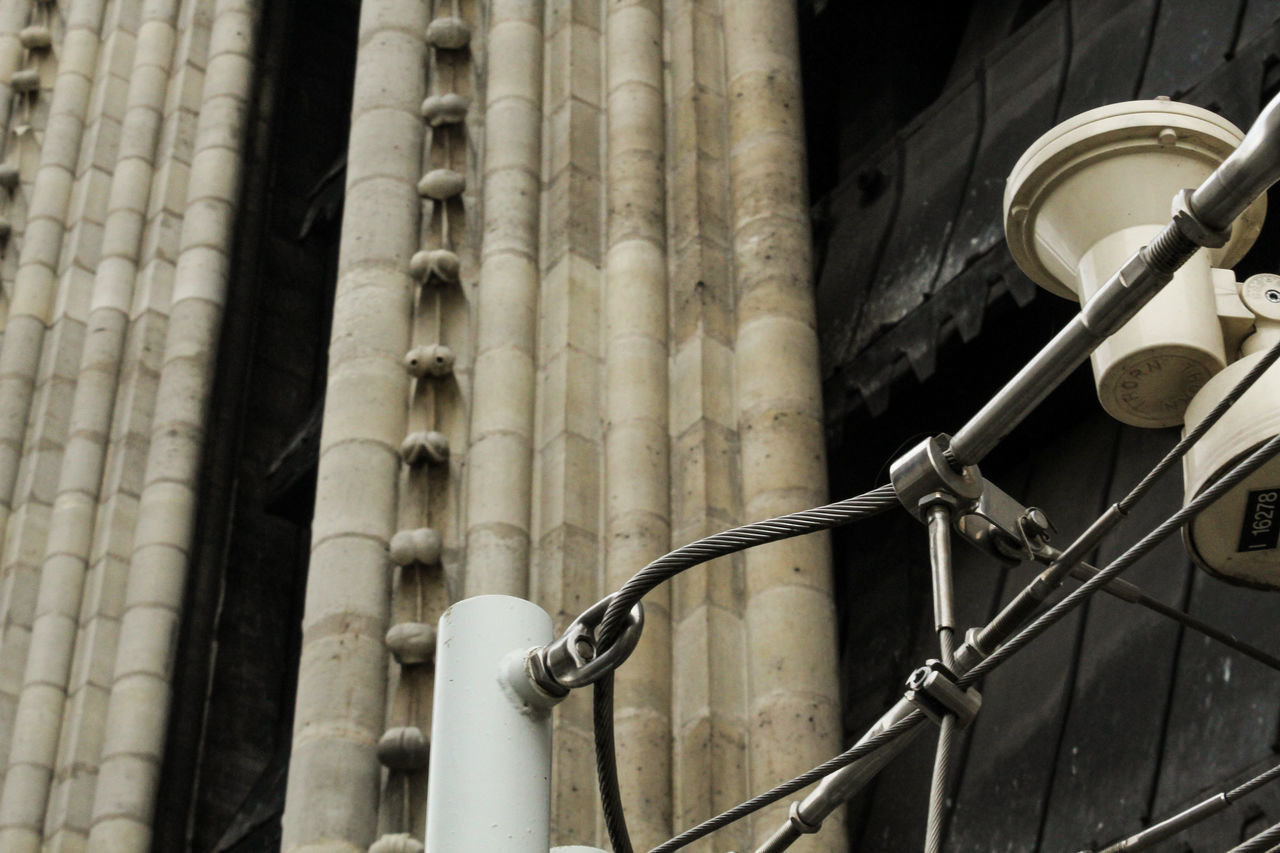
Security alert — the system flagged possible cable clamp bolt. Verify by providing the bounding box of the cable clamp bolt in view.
[905,660,982,728]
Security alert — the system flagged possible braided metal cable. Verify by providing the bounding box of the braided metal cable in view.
[1227,819,1280,853]
[589,483,899,853]
[647,710,926,853]
[1228,762,1280,802]
[960,431,1280,689]
[597,484,899,645]
[594,673,633,853]
[925,714,958,853]
[1119,335,1280,513]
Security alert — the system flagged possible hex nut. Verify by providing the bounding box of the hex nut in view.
[409,248,460,285]
[420,92,470,126]
[369,834,425,853]
[386,621,437,666]
[417,168,465,200]
[388,527,443,567]
[399,430,450,467]
[403,344,455,378]
[426,16,471,50]
[376,726,429,770]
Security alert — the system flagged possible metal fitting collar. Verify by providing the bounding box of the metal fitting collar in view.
[528,593,645,693]
[905,659,982,728]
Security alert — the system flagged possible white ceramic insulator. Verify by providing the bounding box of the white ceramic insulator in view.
[425,596,555,853]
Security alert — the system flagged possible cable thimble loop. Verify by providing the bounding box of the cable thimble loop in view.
[528,594,645,694]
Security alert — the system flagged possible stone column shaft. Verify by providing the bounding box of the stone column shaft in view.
[85,1,259,847]
[603,0,672,847]
[0,1,180,847]
[464,0,543,599]
[280,0,425,848]
[0,0,108,798]
[722,1,843,849]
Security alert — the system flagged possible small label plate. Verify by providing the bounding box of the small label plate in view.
[1238,488,1280,553]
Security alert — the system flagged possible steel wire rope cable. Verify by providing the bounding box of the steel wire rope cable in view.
[699,434,1280,853]
[1229,762,1280,801]
[959,430,1280,691]
[599,340,1280,853]
[1093,760,1280,852]
[1119,334,1280,514]
[1227,819,1280,853]
[589,484,902,853]
[647,711,926,853]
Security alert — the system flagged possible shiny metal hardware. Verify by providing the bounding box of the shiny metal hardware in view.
[528,594,645,693]
[890,434,983,519]
[904,660,982,728]
[786,801,820,835]
[955,479,1056,563]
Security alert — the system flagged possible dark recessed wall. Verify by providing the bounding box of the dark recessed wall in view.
[806,1,1280,850]
[152,1,357,850]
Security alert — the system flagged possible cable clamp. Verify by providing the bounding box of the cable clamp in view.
[904,660,982,728]
[527,593,645,693]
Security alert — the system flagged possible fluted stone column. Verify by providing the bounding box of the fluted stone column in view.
[85,1,260,846]
[723,1,843,849]
[0,0,108,797]
[280,0,425,849]
[0,2,180,848]
[602,0,672,847]
[463,0,542,599]
[41,4,212,847]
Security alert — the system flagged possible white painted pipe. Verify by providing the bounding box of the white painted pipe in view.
[85,1,259,847]
[425,595,555,853]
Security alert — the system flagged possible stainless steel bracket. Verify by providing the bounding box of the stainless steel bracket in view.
[955,478,1056,564]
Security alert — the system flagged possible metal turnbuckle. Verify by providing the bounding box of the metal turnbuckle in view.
[904,660,982,728]
[527,594,645,695]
